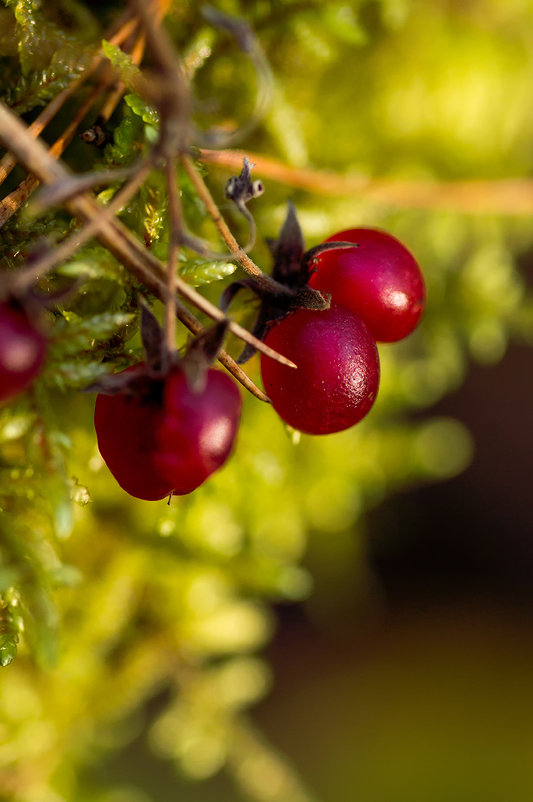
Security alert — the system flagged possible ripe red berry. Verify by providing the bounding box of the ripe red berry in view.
[0,301,47,403]
[309,228,425,342]
[260,304,380,435]
[94,365,242,500]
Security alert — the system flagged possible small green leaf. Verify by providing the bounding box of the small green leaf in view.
[124,92,159,126]
[42,360,109,391]
[54,311,134,344]
[179,259,236,286]
[105,109,144,166]
[55,246,126,282]
[0,632,18,667]
[102,39,142,89]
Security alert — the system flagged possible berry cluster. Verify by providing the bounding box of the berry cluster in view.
[226,208,425,435]
[0,201,424,501]
[262,227,425,433]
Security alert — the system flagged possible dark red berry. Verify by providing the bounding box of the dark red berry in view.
[0,302,47,403]
[260,304,380,435]
[309,228,425,342]
[94,365,241,500]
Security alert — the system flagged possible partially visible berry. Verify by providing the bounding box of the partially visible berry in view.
[0,301,47,403]
[94,366,173,501]
[260,304,380,435]
[309,228,425,342]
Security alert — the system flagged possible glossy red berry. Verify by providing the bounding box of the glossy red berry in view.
[309,228,425,342]
[0,301,47,403]
[260,304,380,435]
[94,365,242,500]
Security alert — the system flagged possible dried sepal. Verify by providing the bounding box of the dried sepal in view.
[182,320,229,393]
[301,240,359,282]
[219,278,264,313]
[220,202,330,363]
[140,301,167,373]
[271,202,306,287]
[84,369,155,399]
[224,158,264,252]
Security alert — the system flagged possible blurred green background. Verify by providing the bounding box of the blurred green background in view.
[1,0,533,800]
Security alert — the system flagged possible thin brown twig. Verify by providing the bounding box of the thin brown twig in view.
[165,156,180,351]
[0,103,278,398]
[181,153,291,296]
[0,15,140,189]
[198,148,533,216]
[91,20,147,127]
[109,213,296,368]
[10,159,154,293]
[128,0,191,158]
[0,19,150,228]
[0,78,111,228]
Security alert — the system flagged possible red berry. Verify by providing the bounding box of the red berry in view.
[260,304,380,435]
[0,302,47,403]
[309,228,425,342]
[94,365,242,500]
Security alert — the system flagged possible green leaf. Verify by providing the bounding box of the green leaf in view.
[55,248,126,281]
[0,632,18,667]
[51,311,135,353]
[105,108,144,166]
[42,359,110,391]
[124,92,160,126]
[179,258,236,286]
[2,47,88,112]
[101,39,142,89]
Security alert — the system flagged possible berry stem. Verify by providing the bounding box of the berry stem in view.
[181,153,292,297]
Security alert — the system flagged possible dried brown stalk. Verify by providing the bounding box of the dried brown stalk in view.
[0,79,111,228]
[198,148,533,216]
[0,15,140,189]
[0,103,281,399]
[0,18,148,227]
[164,156,180,351]
[11,160,154,292]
